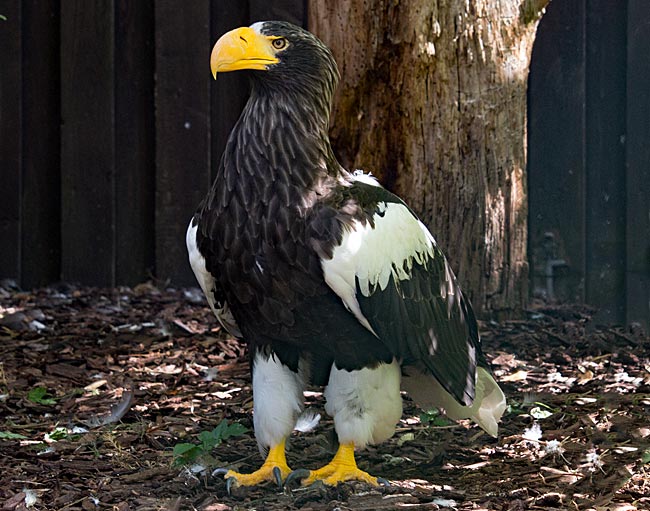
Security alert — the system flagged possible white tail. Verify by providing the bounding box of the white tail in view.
[402,366,506,437]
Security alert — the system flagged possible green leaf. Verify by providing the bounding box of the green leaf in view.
[0,431,27,439]
[172,443,201,466]
[198,430,219,451]
[220,421,247,440]
[27,387,57,405]
[46,426,68,441]
[420,409,452,427]
[201,421,248,451]
[0,15,7,21]
[171,420,248,467]
[212,420,227,436]
[173,443,199,457]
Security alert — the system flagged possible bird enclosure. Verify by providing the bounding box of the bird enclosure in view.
[0,0,648,326]
[1,2,650,510]
[528,0,650,328]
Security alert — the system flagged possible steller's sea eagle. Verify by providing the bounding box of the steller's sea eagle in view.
[187,21,506,489]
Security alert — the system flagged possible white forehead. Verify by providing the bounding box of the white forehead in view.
[250,22,266,34]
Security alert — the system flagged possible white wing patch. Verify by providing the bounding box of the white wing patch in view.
[186,221,242,338]
[321,202,436,334]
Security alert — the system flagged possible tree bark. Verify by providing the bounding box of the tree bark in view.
[309,0,547,317]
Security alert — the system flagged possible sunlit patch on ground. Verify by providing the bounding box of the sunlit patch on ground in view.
[0,285,648,510]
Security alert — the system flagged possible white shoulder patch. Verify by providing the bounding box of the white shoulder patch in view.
[351,169,381,187]
[321,202,437,334]
[186,220,242,338]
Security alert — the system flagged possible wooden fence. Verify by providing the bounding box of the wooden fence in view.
[0,0,305,289]
[528,0,650,327]
[1,0,649,327]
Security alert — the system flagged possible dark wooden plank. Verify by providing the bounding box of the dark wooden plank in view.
[626,0,650,329]
[115,0,155,285]
[21,0,61,288]
[585,1,627,324]
[249,0,307,26]
[0,2,22,283]
[155,0,211,285]
[527,0,586,302]
[210,1,249,180]
[60,1,116,286]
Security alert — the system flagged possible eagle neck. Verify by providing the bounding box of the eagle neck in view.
[220,88,340,204]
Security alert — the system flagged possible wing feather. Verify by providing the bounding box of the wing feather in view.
[321,181,481,406]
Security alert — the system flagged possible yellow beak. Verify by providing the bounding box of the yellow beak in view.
[210,26,280,79]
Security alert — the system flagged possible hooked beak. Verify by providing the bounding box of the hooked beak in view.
[210,26,280,79]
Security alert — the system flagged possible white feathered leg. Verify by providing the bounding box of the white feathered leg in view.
[252,351,306,453]
[218,350,305,488]
[324,359,403,448]
[294,359,401,486]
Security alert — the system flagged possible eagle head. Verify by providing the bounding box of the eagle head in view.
[210,21,339,100]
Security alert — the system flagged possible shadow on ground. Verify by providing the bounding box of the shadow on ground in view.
[0,283,648,510]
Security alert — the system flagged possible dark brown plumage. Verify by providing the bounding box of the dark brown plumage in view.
[187,21,505,489]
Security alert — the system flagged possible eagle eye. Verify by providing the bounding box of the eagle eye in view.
[271,37,288,50]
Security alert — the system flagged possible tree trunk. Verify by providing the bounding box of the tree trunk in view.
[309,0,547,317]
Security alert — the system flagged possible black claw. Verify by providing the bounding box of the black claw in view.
[226,476,237,495]
[284,468,311,487]
[377,477,390,487]
[273,466,284,488]
[211,467,229,478]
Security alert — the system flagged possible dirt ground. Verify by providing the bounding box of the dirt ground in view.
[0,282,648,511]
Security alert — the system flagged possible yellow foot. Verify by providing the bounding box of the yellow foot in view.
[215,439,291,490]
[290,443,387,487]
[222,462,291,487]
[303,463,378,486]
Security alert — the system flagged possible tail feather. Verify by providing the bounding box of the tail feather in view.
[402,366,506,437]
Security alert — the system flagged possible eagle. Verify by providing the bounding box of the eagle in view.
[187,21,506,489]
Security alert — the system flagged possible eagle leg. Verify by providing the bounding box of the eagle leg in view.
[291,442,386,486]
[218,439,291,489]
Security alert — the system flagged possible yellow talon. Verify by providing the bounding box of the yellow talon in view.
[222,439,291,487]
[302,443,380,486]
